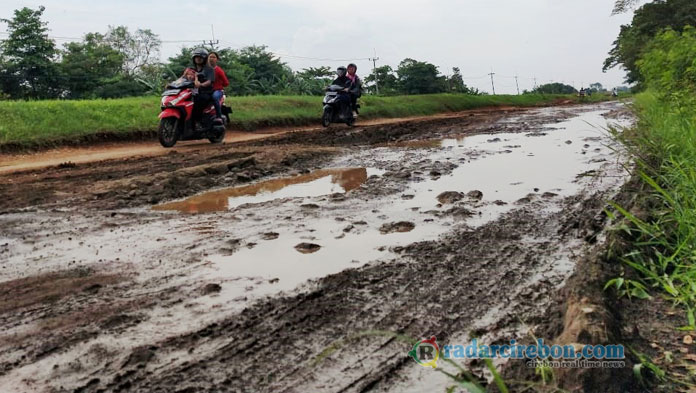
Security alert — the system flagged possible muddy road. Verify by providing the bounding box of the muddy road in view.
[0,102,633,392]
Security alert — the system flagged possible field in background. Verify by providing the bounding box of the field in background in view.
[0,93,616,151]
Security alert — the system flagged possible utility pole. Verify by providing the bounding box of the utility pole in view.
[369,49,380,95]
[533,77,538,89]
[514,75,520,95]
[203,24,219,49]
[488,70,496,95]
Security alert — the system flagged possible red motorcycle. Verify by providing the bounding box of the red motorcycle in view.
[157,75,232,148]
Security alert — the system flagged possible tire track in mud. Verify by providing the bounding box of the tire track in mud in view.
[69,189,614,393]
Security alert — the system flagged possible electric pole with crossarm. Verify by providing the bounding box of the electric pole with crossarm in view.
[369,49,380,95]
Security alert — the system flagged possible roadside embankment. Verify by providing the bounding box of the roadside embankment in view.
[0,93,615,152]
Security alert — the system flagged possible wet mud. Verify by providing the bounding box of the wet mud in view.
[0,102,634,392]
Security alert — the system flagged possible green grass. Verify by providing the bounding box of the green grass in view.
[0,93,610,150]
[609,91,696,326]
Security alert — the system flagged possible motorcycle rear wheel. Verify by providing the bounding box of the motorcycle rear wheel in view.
[322,108,332,127]
[158,117,179,148]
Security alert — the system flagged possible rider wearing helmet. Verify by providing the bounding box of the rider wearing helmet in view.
[346,63,362,117]
[331,66,352,108]
[191,48,216,122]
[332,66,350,88]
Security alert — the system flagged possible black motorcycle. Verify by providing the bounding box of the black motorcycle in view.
[322,85,355,127]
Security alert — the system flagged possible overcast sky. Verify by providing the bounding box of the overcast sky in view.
[0,0,640,94]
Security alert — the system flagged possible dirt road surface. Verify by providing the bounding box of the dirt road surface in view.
[0,102,633,392]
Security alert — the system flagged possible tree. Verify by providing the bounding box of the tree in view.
[637,26,696,95]
[603,0,696,84]
[105,26,161,76]
[531,82,577,94]
[396,58,446,95]
[589,82,606,92]
[0,6,59,99]
[296,66,333,80]
[612,0,641,15]
[59,33,125,98]
[365,65,398,95]
[445,67,480,94]
[237,45,292,88]
[294,66,333,95]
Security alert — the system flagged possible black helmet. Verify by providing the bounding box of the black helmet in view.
[336,66,347,77]
[347,63,357,71]
[192,48,209,64]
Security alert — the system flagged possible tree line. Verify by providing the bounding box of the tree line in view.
[0,6,611,101]
[0,6,485,100]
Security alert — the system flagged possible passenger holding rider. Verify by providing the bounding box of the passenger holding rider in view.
[346,63,362,117]
[191,48,216,122]
[208,51,229,121]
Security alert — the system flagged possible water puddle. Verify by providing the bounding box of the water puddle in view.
[153,167,377,213]
[190,104,630,310]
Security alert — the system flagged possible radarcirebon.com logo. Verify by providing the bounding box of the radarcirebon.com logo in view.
[408,336,440,368]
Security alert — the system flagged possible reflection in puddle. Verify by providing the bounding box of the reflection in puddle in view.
[153,167,373,213]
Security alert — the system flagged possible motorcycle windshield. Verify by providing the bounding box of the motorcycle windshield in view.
[167,77,194,89]
[327,85,345,92]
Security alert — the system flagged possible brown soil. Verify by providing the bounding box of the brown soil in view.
[0,102,640,393]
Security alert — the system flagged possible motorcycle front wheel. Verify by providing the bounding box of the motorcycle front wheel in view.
[209,126,225,144]
[158,117,179,148]
[322,108,332,127]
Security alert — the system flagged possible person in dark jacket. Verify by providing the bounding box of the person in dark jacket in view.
[346,63,362,117]
[331,66,352,108]
[191,48,216,122]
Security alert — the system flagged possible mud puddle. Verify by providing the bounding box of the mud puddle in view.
[153,167,381,213]
[171,106,628,319]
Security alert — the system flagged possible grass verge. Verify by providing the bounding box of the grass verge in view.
[610,91,696,322]
[0,93,614,151]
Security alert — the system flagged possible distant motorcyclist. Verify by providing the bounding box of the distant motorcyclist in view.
[191,48,216,122]
[346,63,362,117]
[331,66,352,106]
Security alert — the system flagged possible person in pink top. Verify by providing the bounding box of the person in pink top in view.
[208,51,230,120]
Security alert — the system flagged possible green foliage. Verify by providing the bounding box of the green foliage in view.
[604,0,696,84]
[0,93,580,150]
[589,82,606,93]
[531,82,577,94]
[59,33,126,99]
[364,65,399,95]
[611,91,696,317]
[0,6,60,99]
[637,26,696,96]
[396,58,447,94]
